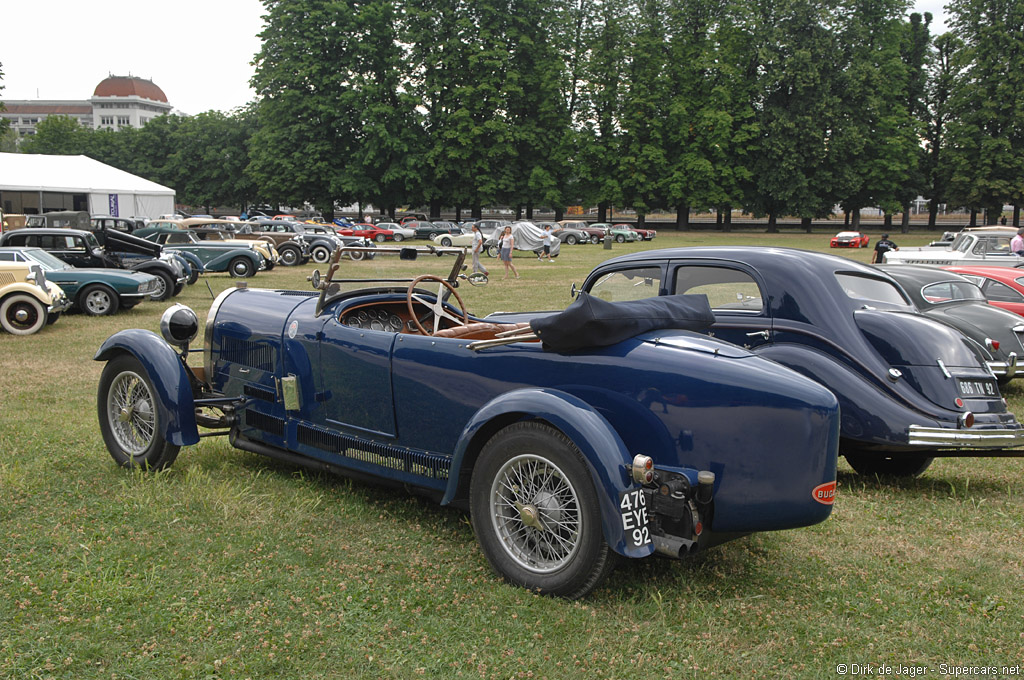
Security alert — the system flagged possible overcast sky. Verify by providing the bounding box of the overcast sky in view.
[2,0,948,117]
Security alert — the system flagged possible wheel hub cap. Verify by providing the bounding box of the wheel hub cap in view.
[14,309,29,323]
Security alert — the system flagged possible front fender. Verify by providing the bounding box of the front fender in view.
[94,329,199,447]
[445,387,654,559]
[175,250,204,274]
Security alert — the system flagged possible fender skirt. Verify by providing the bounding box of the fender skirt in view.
[446,387,655,559]
[94,329,200,446]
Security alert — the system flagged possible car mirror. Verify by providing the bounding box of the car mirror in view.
[570,282,580,298]
[309,269,323,289]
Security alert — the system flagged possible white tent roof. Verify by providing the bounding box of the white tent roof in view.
[0,153,174,195]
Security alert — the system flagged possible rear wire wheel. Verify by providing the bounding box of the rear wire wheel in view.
[470,421,615,598]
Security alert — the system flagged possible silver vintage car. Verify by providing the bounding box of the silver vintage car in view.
[884,228,1024,268]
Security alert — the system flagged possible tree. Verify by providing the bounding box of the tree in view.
[249,0,362,214]
[923,32,961,226]
[744,0,842,231]
[19,115,93,155]
[943,0,1024,224]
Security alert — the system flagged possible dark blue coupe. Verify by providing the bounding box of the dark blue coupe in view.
[95,245,841,597]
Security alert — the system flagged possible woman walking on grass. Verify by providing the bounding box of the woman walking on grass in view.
[499,226,519,279]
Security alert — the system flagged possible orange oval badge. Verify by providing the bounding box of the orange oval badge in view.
[812,481,837,505]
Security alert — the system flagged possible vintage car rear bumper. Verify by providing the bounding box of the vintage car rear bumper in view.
[908,424,1024,448]
[987,353,1018,378]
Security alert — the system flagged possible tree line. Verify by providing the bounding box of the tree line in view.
[9,0,1024,230]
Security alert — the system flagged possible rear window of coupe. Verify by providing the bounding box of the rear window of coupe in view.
[836,273,909,305]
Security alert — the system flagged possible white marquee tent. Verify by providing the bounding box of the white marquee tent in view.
[0,153,175,218]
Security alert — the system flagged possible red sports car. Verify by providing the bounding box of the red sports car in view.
[336,222,395,242]
[942,265,1024,317]
[830,231,870,248]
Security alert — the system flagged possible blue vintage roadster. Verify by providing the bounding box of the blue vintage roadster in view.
[95,245,840,597]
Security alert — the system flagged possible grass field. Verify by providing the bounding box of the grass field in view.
[2,231,1022,679]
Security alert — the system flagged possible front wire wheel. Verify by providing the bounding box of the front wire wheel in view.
[97,354,180,470]
[470,421,615,598]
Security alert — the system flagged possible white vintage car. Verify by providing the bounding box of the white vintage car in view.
[884,228,1024,268]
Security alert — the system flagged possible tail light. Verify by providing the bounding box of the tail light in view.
[631,455,654,484]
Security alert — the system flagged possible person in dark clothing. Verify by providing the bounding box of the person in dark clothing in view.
[872,234,899,263]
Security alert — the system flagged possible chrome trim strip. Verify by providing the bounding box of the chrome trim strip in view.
[908,425,1024,448]
[986,356,1018,377]
[204,287,240,381]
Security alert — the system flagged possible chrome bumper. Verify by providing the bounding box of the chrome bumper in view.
[987,352,1018,378]
[908,425,1024,448]
[49,293,73,314]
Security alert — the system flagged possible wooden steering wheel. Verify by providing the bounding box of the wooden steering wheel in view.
[406,275,470,335]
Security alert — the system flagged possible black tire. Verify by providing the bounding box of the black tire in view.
[147,270,175,301]
[229,257,255,278]
[566,235,578,245]
[440,236,453,247]
[1,293,48,335]
[590,235,600,244]
[79,284,120,316]
[97,354,180,470]
[311,245,332,263]
[375,233,387,243]
[279,245,301,266]
[172,282,184,297]
[486,245,499,258]
[47,312,61,325]
[844,450,934,477]
[185,266,199,285]
[470,421,616,598]
[349,248,366,261]
[615,234,625,243]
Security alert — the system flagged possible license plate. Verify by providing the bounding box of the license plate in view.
[957,378,998,398]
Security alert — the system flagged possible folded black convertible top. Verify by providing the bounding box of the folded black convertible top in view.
[529,292,714,352]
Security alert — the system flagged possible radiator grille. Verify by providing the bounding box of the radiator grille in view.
[297,423,450,480]
[221,336,276,372]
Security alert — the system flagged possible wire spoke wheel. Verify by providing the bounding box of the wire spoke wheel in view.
[106,370,157,456]
[490,454,582,573]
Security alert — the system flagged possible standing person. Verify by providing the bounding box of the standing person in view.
[499,226,519,279]
[539,225,555,262]
[1011,228,1024,256]
[872,233,899,263]
[470,223,489,277]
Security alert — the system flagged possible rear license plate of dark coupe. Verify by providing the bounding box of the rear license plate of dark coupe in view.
[957,378,998,398]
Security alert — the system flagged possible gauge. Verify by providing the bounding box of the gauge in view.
[343,315,361,327]
[389,315,403,331]
[369,320,385,331]
[356,310,370,323]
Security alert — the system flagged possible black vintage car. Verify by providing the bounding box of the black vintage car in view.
[576,246,1024,477]
[0,228,186,301]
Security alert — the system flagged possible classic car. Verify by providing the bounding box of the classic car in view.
[877,265,1024,384]
[232,220,320,265]
[943,265,1024,318]
[592,223,639,243]
[473,220,510,238]
[575,247,1024,477]
[484,222,561,259]
[134,227,269,278]
[883,227,1024,267]
[830,231,870,248]
[545,223,587,245]
[0,227,186,301]
[431,230,474,247]
[174,224,281,267]
[336,222,396,243]
[0,260,71,334]
[95,244,842,598]
[369,222,416,242]
[0,246,159,316]
[557,220,605,244]
[405,221,464,240]
[618,224,657,241]
[90,216,143,233]
[25,210,91,229]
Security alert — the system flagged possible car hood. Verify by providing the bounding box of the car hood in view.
[102,229,163,256]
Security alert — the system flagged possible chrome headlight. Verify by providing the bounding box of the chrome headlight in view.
[160,304,199,350]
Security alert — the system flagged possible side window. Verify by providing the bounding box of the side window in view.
[167,233,189,244]
[673,266,763,312]
[0,252,16,261]
[982,279,1024,303]
[5,234,28,246]
[587,267,663,302]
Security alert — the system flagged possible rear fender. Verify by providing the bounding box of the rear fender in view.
[445,387,654,559]
[94,329,199,446]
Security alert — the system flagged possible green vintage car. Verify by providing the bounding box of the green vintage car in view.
[134,227,269,278]
[590,222,640,243]
[0,247,157,316]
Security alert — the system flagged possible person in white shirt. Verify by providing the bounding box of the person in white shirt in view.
[499,226,519,279]
[539,225,555,262]
[1012,228,1024,256]
[470,223,489,276]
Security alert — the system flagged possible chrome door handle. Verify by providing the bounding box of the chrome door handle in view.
[746,330,770,340]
